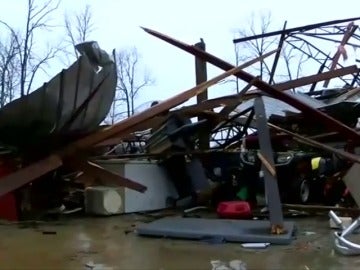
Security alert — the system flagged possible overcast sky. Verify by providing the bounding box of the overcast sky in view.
[1,0,360,109]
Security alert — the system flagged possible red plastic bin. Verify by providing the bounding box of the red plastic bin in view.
[217,201,252,219]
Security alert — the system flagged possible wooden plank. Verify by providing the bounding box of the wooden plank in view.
[244,65,358,95]
[194,40,209,149]
[257,152,276,177]
[275,65,358,91]
[76,160,147,192]
[0,155,63,197]
[0,64,246,195]
[268,123,360,164]
[96,116,166,147]
[64,50,278,152]
[141,27,360,142]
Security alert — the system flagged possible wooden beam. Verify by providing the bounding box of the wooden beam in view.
[245,65,358,95]
[0,155,62,197]
[96,116,166,147]
[75,160,147,192]
[65,50,278,152]
[141,27,360,142]
[268,123,360,164]
[0,64,247,195]
[275,65,358,90]
[194,39,209,149]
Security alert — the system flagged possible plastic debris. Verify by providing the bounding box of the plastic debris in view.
[210,260,247,270]
[241,243,270,249]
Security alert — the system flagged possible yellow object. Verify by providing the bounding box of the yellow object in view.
[311,157,321,170]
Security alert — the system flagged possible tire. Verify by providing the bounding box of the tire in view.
[288,177,310,204]
[299,179,310,204]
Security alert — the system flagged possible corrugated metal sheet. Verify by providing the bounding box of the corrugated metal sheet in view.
[233,91,326,118]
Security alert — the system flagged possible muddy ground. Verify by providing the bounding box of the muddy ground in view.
[0,213,359,270]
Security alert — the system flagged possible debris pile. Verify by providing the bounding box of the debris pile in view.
[0,17,360,253]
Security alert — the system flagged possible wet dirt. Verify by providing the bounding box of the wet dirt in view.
[0,214,359,269]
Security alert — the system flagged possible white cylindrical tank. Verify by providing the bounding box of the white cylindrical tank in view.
[85,186,123,215]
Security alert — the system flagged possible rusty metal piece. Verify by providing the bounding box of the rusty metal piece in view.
[142,27,360,142]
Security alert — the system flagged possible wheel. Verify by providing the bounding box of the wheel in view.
[288,176,310,204]
[299,179,310,204]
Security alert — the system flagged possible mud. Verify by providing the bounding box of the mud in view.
[0,214,359,269]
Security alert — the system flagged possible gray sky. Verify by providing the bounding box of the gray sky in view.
[1,0,360,109]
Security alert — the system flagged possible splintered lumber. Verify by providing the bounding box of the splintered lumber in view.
[141,27,360,142]
[0,64,245,196]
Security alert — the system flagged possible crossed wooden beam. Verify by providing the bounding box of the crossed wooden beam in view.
[0,27,359,197]
[0,49,275,197]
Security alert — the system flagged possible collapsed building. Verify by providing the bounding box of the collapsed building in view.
[1,17,360,254]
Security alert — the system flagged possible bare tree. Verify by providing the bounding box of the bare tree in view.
[112,47,154,121]
[235,12,277,81]
[0,0,61,97]
[0,33,20,106]
[233,11,308,88]
[64,4,95,59]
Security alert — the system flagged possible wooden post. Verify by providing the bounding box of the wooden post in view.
[194,39,209,149]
